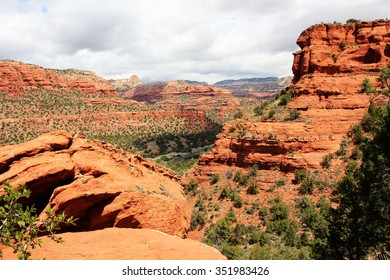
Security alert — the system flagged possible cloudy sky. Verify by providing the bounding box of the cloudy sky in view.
[0,0,389,83]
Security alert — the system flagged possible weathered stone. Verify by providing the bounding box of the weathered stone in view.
[1,228,226,260]
[0,131,191,238]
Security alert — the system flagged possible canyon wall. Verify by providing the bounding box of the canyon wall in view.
[0,60,116,95]
[192,21,390,178]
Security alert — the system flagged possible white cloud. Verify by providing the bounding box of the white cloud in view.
[0,0,388,84]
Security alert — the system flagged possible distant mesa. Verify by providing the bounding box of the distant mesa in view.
[122,79,234,103]
[184,80,209,86]
[213,76,293,98]
[0,59,290,102]
[0,60,116,95]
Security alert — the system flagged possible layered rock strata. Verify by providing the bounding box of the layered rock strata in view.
[124,80,233,103]
[0,60,116,95]
[192,21,390,177]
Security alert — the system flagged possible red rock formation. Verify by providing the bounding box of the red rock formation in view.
[125,80,233,102]
[0,131,190,238]
[109,74,143,93]
[0,228,226,260]
[292,21,390,95]
[53,68,116,95]
[191,21,390,179]
[0,60,115,95]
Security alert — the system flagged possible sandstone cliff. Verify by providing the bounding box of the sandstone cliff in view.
[183,21,390,242]
[192,21,389,178]
[0,60,116,95]
[292,20,390,95]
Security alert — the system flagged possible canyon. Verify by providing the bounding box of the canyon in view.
[1,20,390,259]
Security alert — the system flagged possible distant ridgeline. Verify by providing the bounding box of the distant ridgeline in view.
[213,77,292,98]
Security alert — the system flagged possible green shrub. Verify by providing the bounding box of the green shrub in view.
[190,209,206,231]
[266,108,277,119]
[225,208,237,224]
[231,193,243,209]
[225,169,233,179]
[346,18,361,24]
[278,92,292,106]
[221,244,244,260]
[184,179,198,196]
[321,153,334,169]
[247,179,259,195]
[361,78,375,93]
[275,178,287,187]
[335,138,348,156]
[339,41,347,50]
[209,174,220,185]
[348,124,364,144]
[195,198,206,212]
[219,187,230,201]
[233,170,249,186]
[254,100,271,116]
[299,175,315,195]
[293,169,307,184]
[0,182,76,260]
[247,164,259,178]
[269,197,289,221]
[285,109,301,121]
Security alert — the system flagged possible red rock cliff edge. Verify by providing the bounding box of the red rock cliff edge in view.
[192,21,390,178]
[0,60,116,95]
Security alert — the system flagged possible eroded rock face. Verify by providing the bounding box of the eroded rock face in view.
[0,228,226,260]
[190,21,390,177]
[0,131,190,237]
[124,80,233,103]
[0,60,116,95]
[292,21,390,95]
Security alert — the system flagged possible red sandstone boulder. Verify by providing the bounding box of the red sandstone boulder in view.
[0,131,190,237]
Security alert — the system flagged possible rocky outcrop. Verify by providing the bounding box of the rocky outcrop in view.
[108,75,143,93]
[0,60,116,95]
[53,68,116,95]
[191,21,390,178]
[292,20,390,95]
[0,131,190,237]
[124,80,232,103]
[0,228,226,260]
